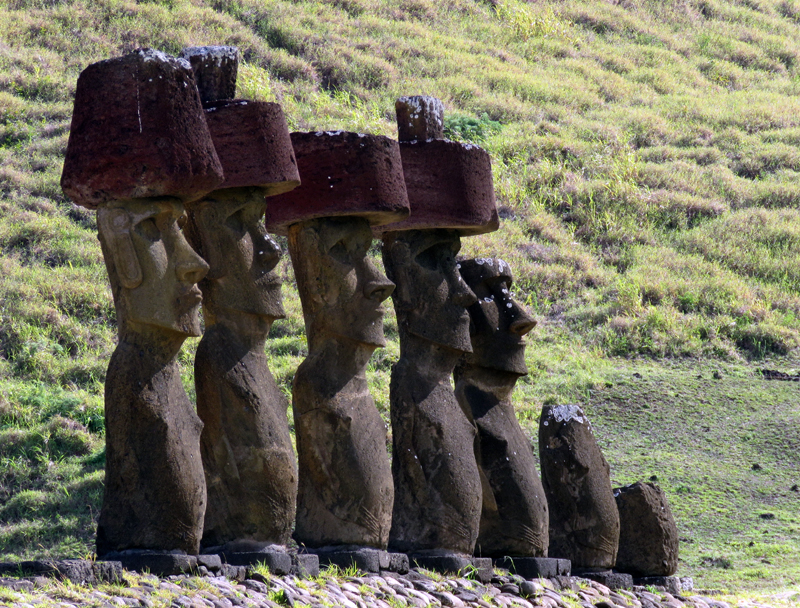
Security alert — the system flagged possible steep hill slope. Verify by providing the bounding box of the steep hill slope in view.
[0,0,799,591]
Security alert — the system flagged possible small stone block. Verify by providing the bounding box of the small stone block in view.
[16,560,94,584]
[291,554,320,577]
[219,564,246,581]
[470,557,494,583]
[409,555,491,582]
[196,554,222,572]
[496,557,570,579]
[576,570,634,590]
[635,576,681,595]
[220,550,291,574]
[101,552,198,577]
[389,552,410,574]
[180,46,238,104]
[92,561,124,584]
[395,96,444,143]
[316,548,384,573]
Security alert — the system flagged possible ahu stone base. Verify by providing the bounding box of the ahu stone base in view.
[573,569,634,590]
[409,555,493,583]
[495,557,571,579]
[312,547,408,574]
[216,549,319,577]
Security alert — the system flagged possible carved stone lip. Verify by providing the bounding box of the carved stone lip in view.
[254,274,282,287]
[178,285,203,306]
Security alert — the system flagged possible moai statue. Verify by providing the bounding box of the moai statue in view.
[178,46,303,572]
[60,49,224,562]
[380,96,498,579]
[454,258,567,578]
[539,404,621,573]
[265,131,411,573]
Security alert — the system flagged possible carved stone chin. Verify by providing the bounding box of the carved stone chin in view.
[288,215,395,549]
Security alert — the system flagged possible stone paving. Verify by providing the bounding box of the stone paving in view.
[1,568,792,608]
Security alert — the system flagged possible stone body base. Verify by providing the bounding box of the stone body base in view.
[495,557,570,578]
[409,555,492,583]
[312,547,408,574]
[215,550,320,577]
[99,552,197,577]
[574,569,634,590]
[0,559,123,585]
[634,576,682,595]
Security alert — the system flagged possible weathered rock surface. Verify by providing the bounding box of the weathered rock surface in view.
[61,49,223,208]
[396,95,445,142]
[180,45,238,104]
[615,482,679,576]
[539,404,620,568]
[455,257,549,558]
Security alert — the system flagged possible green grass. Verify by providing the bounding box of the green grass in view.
[2,0,800,593]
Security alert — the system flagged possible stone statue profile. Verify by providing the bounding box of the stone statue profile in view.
[266,131,410,554]
[180,48,302,553]
[95,197,210,555]
[454,257,549,558]
[60,49,224,556]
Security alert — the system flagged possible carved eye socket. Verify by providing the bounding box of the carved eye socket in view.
[329,239,349,262]
[136,217,161,242]
[415,245,440,271]
[225,208,246,234]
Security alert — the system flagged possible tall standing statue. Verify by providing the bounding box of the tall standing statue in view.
[380,96,498,578]
[60,49,224,561]
[455,258,566,578]
[179,46,302,568]
[265,131,411,573]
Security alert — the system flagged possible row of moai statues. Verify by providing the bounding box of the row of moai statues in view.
[60,47,677,582]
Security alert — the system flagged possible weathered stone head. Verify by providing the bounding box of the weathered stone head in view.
[289,216,394,350]
[458,257,536,375]
[98,198,208,338]
[383,229,476,352]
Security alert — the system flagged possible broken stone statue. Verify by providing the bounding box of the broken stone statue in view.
[265,131,410,572]
[379,96,497,580]
[180,45,302,571]
[454,257,562,579]
[539,403,620,570]
[60,49,224,557]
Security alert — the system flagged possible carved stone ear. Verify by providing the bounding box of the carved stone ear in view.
[194,205,226,280]
[98,208,142,289]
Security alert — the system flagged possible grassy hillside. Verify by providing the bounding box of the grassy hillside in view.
[1,0,800,592]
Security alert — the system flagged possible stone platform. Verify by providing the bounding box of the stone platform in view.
[495,557,571,579]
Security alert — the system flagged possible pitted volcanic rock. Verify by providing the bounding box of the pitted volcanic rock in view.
[377,139,498,235]
[263,131,410,235]
[61,48,223,209]
[396,96,444,142]
[202,100,300,195]
[180,45,238,104]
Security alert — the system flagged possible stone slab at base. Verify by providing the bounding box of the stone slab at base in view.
[574,569,634,590]
[409,555,493,583]
[0,559,123,585]
[312,548,408,574]
[219,550,292,575]
[634,576,681,595]
[495,557,571,579]
[292,554,321,577]
[99,552,197,577]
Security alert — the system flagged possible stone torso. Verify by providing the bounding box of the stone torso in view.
[195,324,297,548]
[389,358,482,555]
[97,339,206,555]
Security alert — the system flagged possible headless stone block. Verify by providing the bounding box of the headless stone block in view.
[95,197,209,556]
[495,557,570,578]
[288,216,396,549]
[614,482,679,576]
[575,570,634,590]
[539,404,620,569]
[180,45,238,104]
[220,548,292,574]
[292,554,321,577]
[455,258,549,559]
[100,551,199,577]
[382,229,482,556]
[264,131,409,234]
[61,49,223,209]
